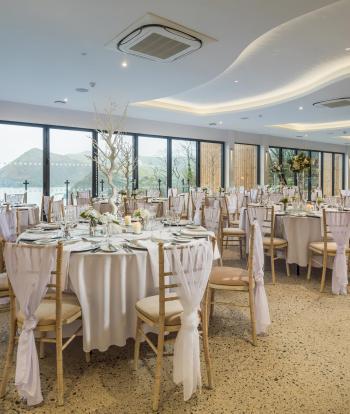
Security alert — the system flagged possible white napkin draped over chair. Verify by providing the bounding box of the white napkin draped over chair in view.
[0,209,17,241]
[327,212,350,295]
[192,193,204,225]
[4,244,56,406]
[252,221,271,334]
[167,241,213,401]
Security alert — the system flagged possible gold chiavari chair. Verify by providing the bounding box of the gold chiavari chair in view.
[133,240,214,411]
[4,193,27,204]
[41,195,53,221]
[48,198,65,223]
[205,224,257,345]
[0,238,9,311]
[247,205,289,284]
[0,242,82,406]
[307,209,350,292]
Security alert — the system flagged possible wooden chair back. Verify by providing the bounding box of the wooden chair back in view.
[4,193,26,204]
[247,205,275,240]
[48,198,65,223]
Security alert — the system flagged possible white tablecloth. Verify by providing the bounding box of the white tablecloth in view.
[240,208,322,267]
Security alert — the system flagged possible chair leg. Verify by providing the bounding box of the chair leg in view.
[0,319,16,398]
[285,248,290,277]
[39,332,46,359]
[307,250,312,281]
[56,327,64,406]
[239,238,243,260]
[85,352,91,363]
[202,288,213,388]
[270,248,276,285]
[152,332,165,412]
[209,288,215,319]
[248,285,257,346]
[134,317,142,370]
[320,253,327,293]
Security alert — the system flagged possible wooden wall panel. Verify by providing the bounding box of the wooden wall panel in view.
[200,142,222,190]
[232,144,257,188]
[323,153,332,196]
[334,154,343,195]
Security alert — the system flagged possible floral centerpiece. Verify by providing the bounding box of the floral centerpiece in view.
[287,152,311,201]
[80,208,119,236]
[271,162,287,186]
[133,208,151,223]
[280,197,289,212]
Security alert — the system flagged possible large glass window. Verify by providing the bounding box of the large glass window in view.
[0,123,43,204]
[138,136,168,196]
[310,151,321,190]
[171,140,197,192]
[232,143,258,188]
[49,129,92,200]
[268,147,281,186]
[97,134,133,197]
[200,142,222,190]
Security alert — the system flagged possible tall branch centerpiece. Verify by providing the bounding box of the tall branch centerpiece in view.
[91,103,132,214]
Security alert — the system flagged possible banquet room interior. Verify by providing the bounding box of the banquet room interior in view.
[1,0,350,413]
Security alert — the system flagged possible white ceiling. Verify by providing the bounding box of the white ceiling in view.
[1,0,349,145]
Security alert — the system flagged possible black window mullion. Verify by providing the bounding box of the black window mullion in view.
[167,137,172,190]
[92,130,98,197]
[133,135,138,190]
[196,141,201,187]
[43,126,50,196]
[332,153,335,195]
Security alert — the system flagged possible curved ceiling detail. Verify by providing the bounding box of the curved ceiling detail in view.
[270,120,350,132]
[136,0,350,115]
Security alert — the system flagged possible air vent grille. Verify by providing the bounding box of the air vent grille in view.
[313,98,350,109]
[130,33,190,60]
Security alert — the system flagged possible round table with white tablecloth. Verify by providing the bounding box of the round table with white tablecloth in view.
[274,213,322,267]
[18,224,220,353]
[240,208,322,267]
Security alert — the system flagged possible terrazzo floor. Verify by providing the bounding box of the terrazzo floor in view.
[1,251,350,414]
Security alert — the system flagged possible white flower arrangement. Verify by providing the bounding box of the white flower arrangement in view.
[80,209,119,226]
[133,208,151,221]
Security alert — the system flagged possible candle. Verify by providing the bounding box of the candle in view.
[124,215,131,225]
[132,221,142,234]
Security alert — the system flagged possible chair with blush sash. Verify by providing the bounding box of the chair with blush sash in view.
[307,209,350,293]
[0,242,82,406]
[247,205,289,284]
[206,222,271,346]
[134,239,214,411]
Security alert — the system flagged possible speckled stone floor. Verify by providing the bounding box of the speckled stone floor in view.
[1,250,350,414]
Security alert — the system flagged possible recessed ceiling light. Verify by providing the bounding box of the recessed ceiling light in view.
[240,117,249,120]
[54,99,67,104]
[258,114,263,118]
[81,52,87,56]
[304,134,308,137]
[121,61,128,68]
[296,135,303,138]
[234,80,239,83]
[345,47,350,52]
[218,121,223,125]
[208,122,217,126]
[298,106,303,110]
[75,88,89,93]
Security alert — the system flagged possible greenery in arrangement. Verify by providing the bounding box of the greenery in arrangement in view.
[270,161,287,185]
[287,152,311,173]
[80,208,119,226]
[280,197,289,205]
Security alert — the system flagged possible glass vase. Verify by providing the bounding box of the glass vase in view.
[89,221,97,237]
[297,172,305,204]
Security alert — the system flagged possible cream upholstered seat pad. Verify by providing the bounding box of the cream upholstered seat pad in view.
[263,237,287,247]
[223,227,245,235]
[0,273,8,290]
[136,293,183,326]
[210,266,249,286]
[229,219,240,226]
[309,241,349,254]
[17,296,81,326]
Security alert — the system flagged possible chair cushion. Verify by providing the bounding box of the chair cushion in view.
[309,241,349,253]
[210,266,250,286]
[136,293,183,326]
[222,227,245,236]
[263,237,287,247]
[17,296,81,326]
[0,273,8,291]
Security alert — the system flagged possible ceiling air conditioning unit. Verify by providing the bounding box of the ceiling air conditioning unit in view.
[106,13,214,63]
[313,98,350,109]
